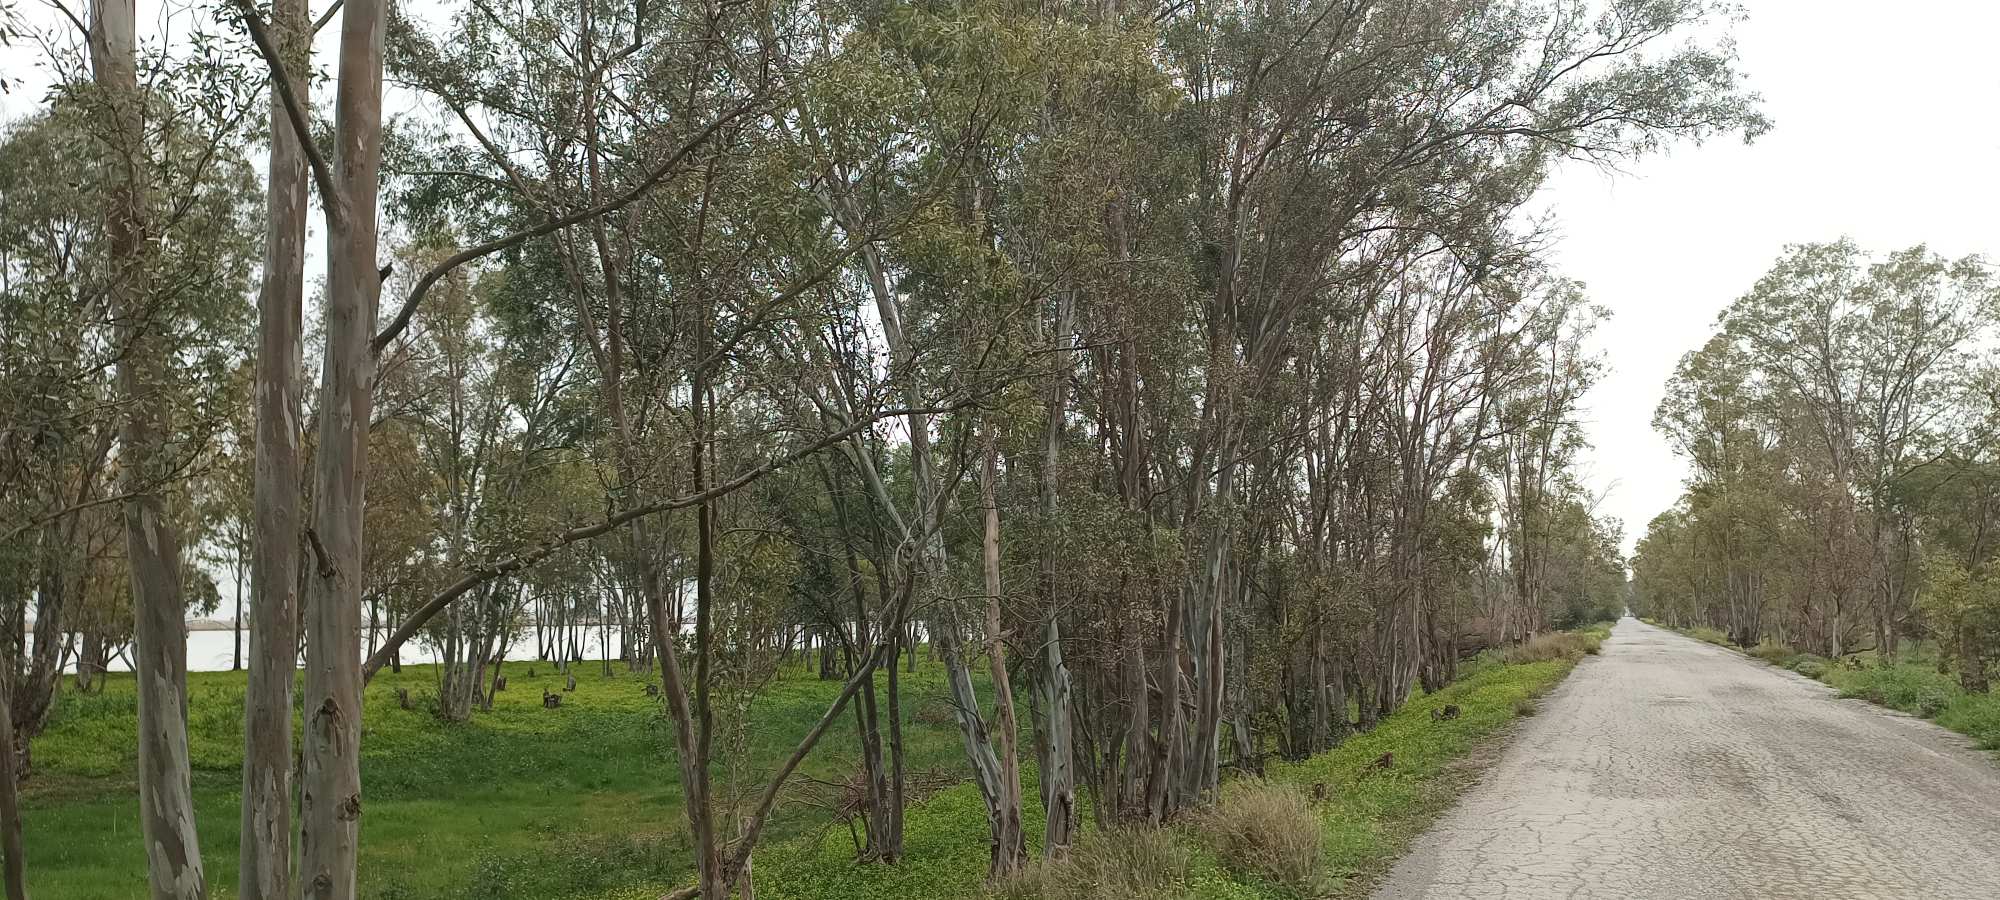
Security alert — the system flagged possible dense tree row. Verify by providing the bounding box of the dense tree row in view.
[1,1,1758,897]
[1635,241,2000,690]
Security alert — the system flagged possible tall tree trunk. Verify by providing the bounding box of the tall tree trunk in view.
[232,566,243,671]
[239,2,307,882]
[93,0,207,895]
[882,626,907,858]
[300,0,384,895]
[686,320,725,899]
[0,690,27,900]
[979,428,1027,878]
[1035,292,1077,855]
[1959,623,1988,694]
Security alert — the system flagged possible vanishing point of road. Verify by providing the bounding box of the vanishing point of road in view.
[1374,617,2000,900]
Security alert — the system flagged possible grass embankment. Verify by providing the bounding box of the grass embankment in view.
[757,626,1602,900]
[26,659,989,900]
[1653,622,2000,752]
[29,627,1601,900]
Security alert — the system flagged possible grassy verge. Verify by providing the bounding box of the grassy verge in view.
[30,630,1595,900]
[755,631,1595,900]
[1261,654,1580,897]
[1653,624,2000,752]
[25,659,991,900]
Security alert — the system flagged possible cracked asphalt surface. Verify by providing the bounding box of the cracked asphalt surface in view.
[1372,617,2000,899]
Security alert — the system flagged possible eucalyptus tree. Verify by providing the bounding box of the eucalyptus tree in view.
[1648,242,1996,659]
[358,0,999,893]
[0,107,125,755]
[238,0,309,890]
[25,5,265,898]
[0,0,1776,896]
[1066,0,1765,819]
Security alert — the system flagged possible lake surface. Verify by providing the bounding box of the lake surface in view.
[34,626,639,673]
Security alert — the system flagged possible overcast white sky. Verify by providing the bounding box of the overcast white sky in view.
[6,1,1997,558]
[1536,0,2000,554]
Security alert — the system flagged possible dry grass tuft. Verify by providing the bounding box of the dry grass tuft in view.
[1191,779,1325,891]
[1493,631,1601,664]
[992,826,1193,900]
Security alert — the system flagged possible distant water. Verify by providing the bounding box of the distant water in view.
[34,626,638,674]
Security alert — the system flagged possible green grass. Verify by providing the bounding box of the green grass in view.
[1820,660,2000,749]
[1684,625,1731,647]
[25,657,992,900]
[758,654,1581,900]
[28,633,1591,900]
[1263,658,1576,896]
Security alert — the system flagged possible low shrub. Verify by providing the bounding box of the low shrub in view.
[1494,631,1600,664]
[993,826,1193,900]
[1828,664,1960,719]
[1192,780,1324,892]
[1787,656,1831,680]
[1936,692,2000,750]
[1748,642,1799,666]
[1685,626,1731,646]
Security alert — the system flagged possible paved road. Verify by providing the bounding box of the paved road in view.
[1373,617,2000,900]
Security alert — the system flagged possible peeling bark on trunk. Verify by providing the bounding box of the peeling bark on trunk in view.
[300,0,384,896]
[239,0,308,894]
[93,0,207,895]
[1035,292,1077,855]
[979,429,1027,878]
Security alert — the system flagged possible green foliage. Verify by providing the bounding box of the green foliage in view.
[1826,664,1960,720]
[1787,656,1831,680]
[1936,696,2000,750]
[1685,626,1731,646]
[1811,662,2000,750]
[1918,555,2000,680]
[1747,642,1799,666]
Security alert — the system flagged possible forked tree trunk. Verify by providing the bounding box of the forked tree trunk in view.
[93,0,207,896]
[240,0,309,894]
[300,0,385,895]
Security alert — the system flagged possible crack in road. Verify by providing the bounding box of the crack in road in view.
[1371,617,2000,899]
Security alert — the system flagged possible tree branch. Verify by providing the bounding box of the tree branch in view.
[230,0,344,224]
[368,95,765,355]
[359,400,968,682]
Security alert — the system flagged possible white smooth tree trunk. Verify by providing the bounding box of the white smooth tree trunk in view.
[93,0,207,896]
[239,0,308,894]
[300,0,383,896]
[1036,293,1076,855]
[979,428,1026,877]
